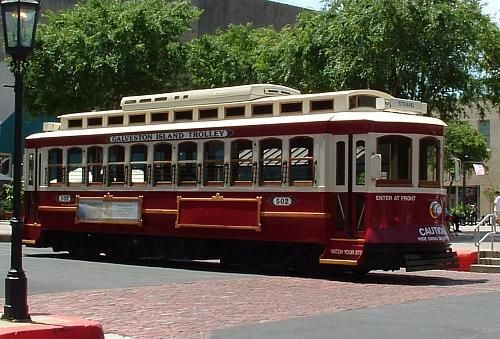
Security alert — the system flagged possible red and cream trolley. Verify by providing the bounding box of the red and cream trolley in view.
[22,84,457,272]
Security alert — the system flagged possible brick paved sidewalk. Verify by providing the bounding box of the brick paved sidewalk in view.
[6,270,500,339]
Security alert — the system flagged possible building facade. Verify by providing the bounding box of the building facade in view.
[446,103,500,217]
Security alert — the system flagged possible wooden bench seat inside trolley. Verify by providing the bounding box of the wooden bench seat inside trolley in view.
[42,84,427,132]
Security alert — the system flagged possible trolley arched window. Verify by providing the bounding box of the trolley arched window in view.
[153,143,172,185]
[130,144,148,185]
[230,139,253,186]
[203,140,225,186]
[67,147,83,185]
[289,136,314,186]
[87,146,104,185]
[178,142,198,185]
[377,135,412,186]
[47,148,63,186]
[260,138,282,185]
[419,138,440,187]
[108,145,125,184]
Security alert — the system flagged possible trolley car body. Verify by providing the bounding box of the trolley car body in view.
[22,84,457,272]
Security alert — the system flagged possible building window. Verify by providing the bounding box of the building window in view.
[478,120,490,146]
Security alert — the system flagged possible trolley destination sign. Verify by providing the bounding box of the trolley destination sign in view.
[109,129,233,143]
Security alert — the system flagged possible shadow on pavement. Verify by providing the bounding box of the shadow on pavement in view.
[25,251,489,287]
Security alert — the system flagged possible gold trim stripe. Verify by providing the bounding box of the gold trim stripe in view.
[329,238,365,243]
[319,259,358,266]
[39,206,76,212]
[22,240,36,245]
[176,223,261,231]
[24,223,41,228]
[143,209,177,215]
[261,211,330,219]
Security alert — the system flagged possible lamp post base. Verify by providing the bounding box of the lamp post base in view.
[2,271,30,321]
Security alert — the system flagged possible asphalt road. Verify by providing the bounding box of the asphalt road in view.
[0,243,254,295]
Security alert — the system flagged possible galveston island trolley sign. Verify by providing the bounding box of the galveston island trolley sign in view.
[109,129,233,143]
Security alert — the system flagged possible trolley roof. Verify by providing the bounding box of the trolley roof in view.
[31,84,440,140]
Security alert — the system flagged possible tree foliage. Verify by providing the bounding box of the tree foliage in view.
[20,0,499,120]
[277,0,500,120]
[23,0,201,115]
[444,121,490,176]
[187,24,281,88]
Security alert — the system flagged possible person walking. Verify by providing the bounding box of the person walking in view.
[494,192,500,226]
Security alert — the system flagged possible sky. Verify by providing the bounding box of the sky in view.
[273,0,500,22]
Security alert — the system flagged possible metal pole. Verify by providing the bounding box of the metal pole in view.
[2,60,30,321]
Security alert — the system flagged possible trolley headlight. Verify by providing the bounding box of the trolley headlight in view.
[429,201,443,218]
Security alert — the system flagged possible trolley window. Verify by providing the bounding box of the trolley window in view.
[199,108,218,120]
[108,115,123,126]
[355,140,366,185]
[178,142,198,185]
[203,141,225,186]
[151,112,169,123]
[336,141,346,186]
[87,146,104,185]
[129,114,146,124]
[349,95,377,109]
[289,136,314,186]
[130,144,148,185]
[419,137,440,187]
[67,147,83,185]
[108,145,125,184]
[231,139,253,186]
[47,148,63,186]
[377,135,412,186]
[260,138,282,185]
[153,143,172,185]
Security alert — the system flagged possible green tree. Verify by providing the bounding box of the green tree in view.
[444,121,490,179]
[23,0,201,115]
[187,24,281,88]
[275,0,500,120]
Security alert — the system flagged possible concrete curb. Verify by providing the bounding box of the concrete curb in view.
[0,314,104,338]
[449,250,477,272]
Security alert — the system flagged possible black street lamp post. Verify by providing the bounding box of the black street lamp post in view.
[0,0,40,321]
